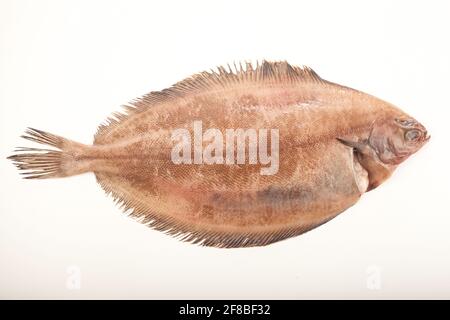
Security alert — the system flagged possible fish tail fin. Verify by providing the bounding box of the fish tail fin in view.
[8,128,93,179]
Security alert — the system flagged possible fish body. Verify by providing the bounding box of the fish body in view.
[9,61,429,248]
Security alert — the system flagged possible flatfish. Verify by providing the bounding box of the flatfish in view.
[8,61,429,248]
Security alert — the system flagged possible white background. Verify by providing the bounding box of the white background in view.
[1,0,449,299]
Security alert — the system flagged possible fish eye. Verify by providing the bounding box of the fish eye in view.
[395,118,415,127]
[405,129,421,141]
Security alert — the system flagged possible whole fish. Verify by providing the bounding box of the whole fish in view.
[8,61,429,248]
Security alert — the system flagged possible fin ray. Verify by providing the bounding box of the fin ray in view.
[95,172,339,248]
[8,128,91,179]
[94,60,327,145]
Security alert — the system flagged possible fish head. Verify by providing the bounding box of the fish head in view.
[369,116,430,165]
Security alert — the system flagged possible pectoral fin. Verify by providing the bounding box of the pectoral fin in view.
[337,137,369,154]
[337,137,394,191]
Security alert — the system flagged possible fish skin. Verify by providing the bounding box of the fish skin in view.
[8,61,429,248]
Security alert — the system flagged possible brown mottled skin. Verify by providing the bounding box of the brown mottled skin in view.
[8,61,429,248]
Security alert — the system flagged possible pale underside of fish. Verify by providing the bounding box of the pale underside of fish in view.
[8,61,429,248]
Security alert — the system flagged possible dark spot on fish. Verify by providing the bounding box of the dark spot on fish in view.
[257,186,314,204]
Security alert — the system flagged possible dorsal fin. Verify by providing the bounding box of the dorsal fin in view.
[94,60,326,144]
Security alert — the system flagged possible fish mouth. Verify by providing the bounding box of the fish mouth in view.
[419,130,430,143]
